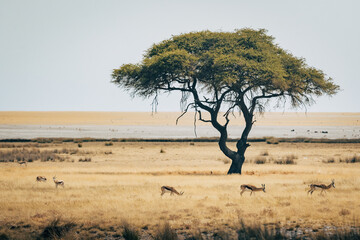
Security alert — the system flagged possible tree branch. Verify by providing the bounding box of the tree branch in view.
[176,103,195,125]
[197,110,212,123]
[250,92,284,115]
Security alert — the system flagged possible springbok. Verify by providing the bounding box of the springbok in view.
[53,176,64,188]
[308,179,335,195]
[36,176,47,182]
[160,186,184,196]
[240,184,266,196]
[18,161,27,166]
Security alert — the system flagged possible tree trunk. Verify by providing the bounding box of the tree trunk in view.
[227,152,245,174]
[227,139,250,174]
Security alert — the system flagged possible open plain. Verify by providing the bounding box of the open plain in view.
[0,112,359,239]
[0,140,360,239]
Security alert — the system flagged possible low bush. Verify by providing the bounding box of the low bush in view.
[39,218,76,239]
[0,148,67,162]
[154,222,178,240]
[274,155,297,165]
[266,137,279,145]
[122,221,140,240]
[222,158,231,164]
[323,158,336,163]
[78,158,91,162]
[237,221,283,240]
[339,155,360,163]
[254,157,266,164]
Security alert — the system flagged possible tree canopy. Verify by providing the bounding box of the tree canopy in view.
[112,28,339,174]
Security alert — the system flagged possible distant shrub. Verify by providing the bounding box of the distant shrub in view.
[260,150,269,156]
[78,157,91,162]
[222,158,231,164]
[339,209,351,216]
[55,148,79,155]
[266,137,279,144]
[190,142,195,146]
[104,151,112,155]
[323,157,336,163]
[339,155,360,163]
[160,148,166,153]
[0,148,67,162]
[105,142,113,146]
[254,157,266,164]
[274,155,297,165]
[78,143,82,148]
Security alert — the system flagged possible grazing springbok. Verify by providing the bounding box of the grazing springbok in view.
[308,179,335,195]
[36,176,47,182]
[240,184,266,196]
[53,176,65,188]
[18,161,27,166]
[160,186,184,196]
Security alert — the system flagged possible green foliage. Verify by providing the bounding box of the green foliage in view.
[112,28,339,111]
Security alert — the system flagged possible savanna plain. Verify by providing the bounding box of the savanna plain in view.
[1,141,360,239]
[0,112,359,239]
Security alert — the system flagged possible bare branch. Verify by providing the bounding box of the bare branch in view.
[250,92,284,115]
[151,91,159,114]
[197,110,212,123]
[223,103,237,127]
[176,103,195,125]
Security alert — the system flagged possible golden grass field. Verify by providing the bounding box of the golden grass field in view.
[0,112,359,239]
[0,140,359,239]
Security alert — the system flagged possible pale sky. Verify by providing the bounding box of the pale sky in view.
[0,0,359,112]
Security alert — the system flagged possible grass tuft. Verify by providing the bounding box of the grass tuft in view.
[274,155,297,165]
[254,156,266,164]
[122,221,140,240]
[154,222,178,240]
[237,220,283,240]
[39,218,76,239]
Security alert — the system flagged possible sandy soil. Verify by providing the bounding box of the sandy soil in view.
[0,141,359,239]
[0,111,359,126]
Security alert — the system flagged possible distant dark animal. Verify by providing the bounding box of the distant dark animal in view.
[36,176,47,182]
[161,186,184,196]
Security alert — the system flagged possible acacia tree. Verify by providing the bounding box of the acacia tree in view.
[112,29,339,174]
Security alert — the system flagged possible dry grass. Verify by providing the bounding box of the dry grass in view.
[0,141,359,239]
